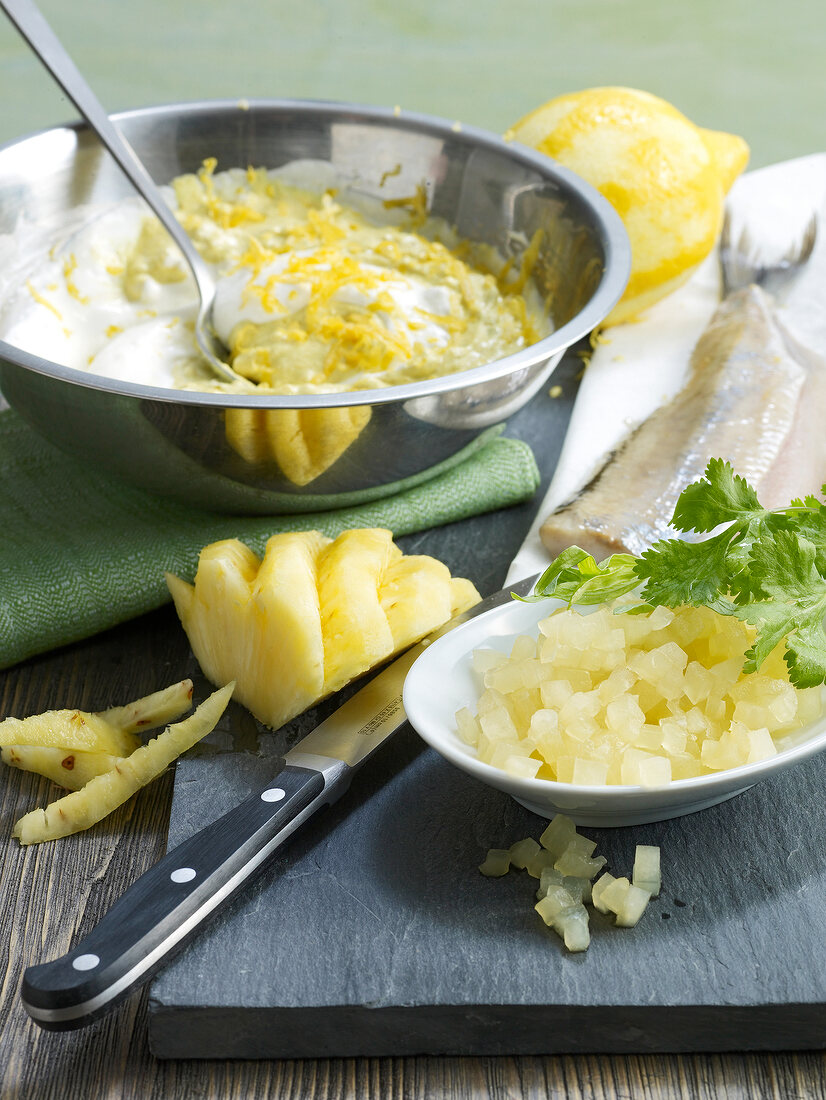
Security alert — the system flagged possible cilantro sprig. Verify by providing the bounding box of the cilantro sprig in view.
[522,459,826,687]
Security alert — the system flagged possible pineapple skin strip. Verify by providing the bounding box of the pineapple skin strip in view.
[2,745,124,791]
[98,678,193,734]
[12,683,234,845]
[0,711,139,756]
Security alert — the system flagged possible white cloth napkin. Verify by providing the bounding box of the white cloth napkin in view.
[507,152,826,584]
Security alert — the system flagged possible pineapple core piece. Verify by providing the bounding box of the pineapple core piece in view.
[167,528,480,731]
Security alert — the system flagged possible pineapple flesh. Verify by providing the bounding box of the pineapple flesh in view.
[167,528,480,730]
[224,406,371,485]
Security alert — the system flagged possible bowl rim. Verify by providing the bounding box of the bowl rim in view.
[0,96,631,409]
[402,591,826,805]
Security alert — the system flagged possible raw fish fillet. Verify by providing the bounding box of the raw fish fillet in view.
[540,284,816,560]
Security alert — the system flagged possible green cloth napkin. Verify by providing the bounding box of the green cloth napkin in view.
[0,409,539,669]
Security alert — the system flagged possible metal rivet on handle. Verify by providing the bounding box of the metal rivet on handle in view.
[261,788,286,803]
[170,867,197,883]
[72,954,100,971]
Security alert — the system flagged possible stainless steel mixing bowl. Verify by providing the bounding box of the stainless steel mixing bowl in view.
[0,99,630,513]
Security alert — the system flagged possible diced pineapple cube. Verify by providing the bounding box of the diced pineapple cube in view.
[557,905,591,951]
[615,882,652,927]
[605,695,645,737]
[660,719,687,755]
[509,837,541,869]
[597,668,638,704]
[506,688,541,733]
[476,687,507,716]
[598,875,631,915]
[454,706,480,747]
[510,634,537,661]
[684,660,713,705]
[670,753,704,779]
[536,865,565,897]
[701,736,737,770]
[638,754,672,787]
[526,848,558,879]
[620,747,654,785]
[488,740,529,770]
[796,687,825,725]
[560,875,590,904]
[473,648,508,679]
[539,813,577,858]
[559,691,601,738]
[684,707,709,736]
[540,679,574,709]
[745,727,778,763]
[632,845,661,896]
[591,872,617,913]
[485,662,528,695]
[479,707,518,743]
[518,659,545,691]
[479,849,511,877]
[647,605,675,631]
[571,758,608,785]
[530,709,559,737]
[556,668,594,694]
[535,884,578,924]
[555,837,606,879]
[504,754,542,779]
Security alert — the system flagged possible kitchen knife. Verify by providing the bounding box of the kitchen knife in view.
[21,572,538,1030]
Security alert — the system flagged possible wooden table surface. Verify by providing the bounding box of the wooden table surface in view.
[0,597,825,1099]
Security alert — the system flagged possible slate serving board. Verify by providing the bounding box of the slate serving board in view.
[147,354,826,1058]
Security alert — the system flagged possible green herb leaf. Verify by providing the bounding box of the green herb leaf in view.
[514,548,639,607]
[635,532,735,613]
[733,528,826,685]
[671,458,764,534]
[524,461,826,684]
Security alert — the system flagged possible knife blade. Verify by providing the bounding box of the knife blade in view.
[21,572,538,1030]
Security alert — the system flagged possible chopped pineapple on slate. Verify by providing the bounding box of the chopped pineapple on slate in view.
[481,814,661,952]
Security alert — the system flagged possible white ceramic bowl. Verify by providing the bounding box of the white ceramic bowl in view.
[403,593,826,826]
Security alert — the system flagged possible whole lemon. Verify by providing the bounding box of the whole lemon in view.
[510,87,749,324]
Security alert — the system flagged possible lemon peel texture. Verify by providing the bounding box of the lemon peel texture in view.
[511,87,749,324]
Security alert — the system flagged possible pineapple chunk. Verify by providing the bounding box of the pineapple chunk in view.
[479,848,511,877]
[509,837,541,869]
[317,528,398,692]
[251,531,328,726]
[168,529,479,730]
[13,684,234,845]
[632,845,661,896]
[539,813,577,859]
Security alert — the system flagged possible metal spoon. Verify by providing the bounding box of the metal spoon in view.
[1,0,242,385]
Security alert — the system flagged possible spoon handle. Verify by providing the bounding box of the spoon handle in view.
[0,0,214,291]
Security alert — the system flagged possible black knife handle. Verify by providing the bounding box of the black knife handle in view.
[21,759,348,1030]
